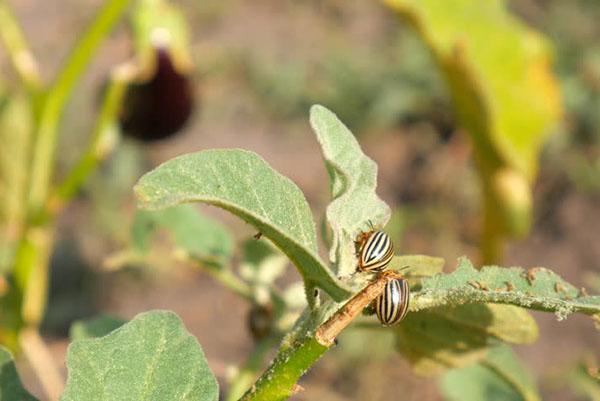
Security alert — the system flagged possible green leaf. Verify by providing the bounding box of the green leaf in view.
[0,347,38,400]
[568,358,600,401]
[411,257,600,320]
[0,92,32,272]
[131,0,192,76]
[309,105,391,276]
[132,204,233,266]
[134,149,350,302]
[441,345,540,401]
[61,310,218,401]
[396,303,537,376]
[69,315,126,341]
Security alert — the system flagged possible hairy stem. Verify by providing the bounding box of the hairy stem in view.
[226,337,278,401]
[239,273,395,401]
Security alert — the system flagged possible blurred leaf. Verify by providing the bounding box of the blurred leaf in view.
[385,0,561,180]
[568,358,600,401]
[134,149,350,303]
[385,0,562,240]
[411,257,600,320]
[0,92,32,273]
[0,347,38,400]
[69,315,126,341]
[61,310,218,401]
[396,304,537,376]
[239,239,287,287]
[309,105,391,276]
[441,345,540,401]
[132,204,233,266]
[131,0,192,76]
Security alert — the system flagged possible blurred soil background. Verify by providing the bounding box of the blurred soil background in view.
[2,0,599,400]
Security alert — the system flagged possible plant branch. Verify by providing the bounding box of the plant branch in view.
[226,336,278,401]
[28,0,132,217]
[239,272,395,401]
[49,64,133,214]
[0,1,42,92]
[199,262,254,302]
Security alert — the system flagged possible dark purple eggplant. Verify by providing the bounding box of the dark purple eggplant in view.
[119,47,194,141]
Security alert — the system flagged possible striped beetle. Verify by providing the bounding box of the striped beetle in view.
[356,230,394,272]
[375,276,410,326]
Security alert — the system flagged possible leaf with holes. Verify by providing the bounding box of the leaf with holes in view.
[310,105,391,276]
[410,257,600,320]
[134,149,350,303]
[61,310,218,401]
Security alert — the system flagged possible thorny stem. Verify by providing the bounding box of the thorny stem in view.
[239,272,396,401]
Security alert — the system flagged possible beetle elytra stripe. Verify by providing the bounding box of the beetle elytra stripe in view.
[375,278,410,326]
[358,230,394,272]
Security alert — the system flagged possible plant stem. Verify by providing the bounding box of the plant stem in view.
[49,64,133,214]
[0,1,42,92]
[481,187,504,265]
[28,0,132,217]
[13,225,54,327]
[239,272,395,401]
[226,337,278,401]
[195,260,254,302]
[20,328,64,401]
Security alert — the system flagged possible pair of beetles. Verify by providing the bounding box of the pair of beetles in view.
[356,229,409,326]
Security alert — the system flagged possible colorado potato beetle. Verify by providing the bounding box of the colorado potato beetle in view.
[356,230,394,272]
[375,277,410,326]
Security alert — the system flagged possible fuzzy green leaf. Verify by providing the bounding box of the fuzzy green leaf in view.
[132,204,233,266]
[69,315,126,341]
[441,345,540,401]
[134,149,350,302]
[396,303,537,376]
[0,347,38,400]
[61,310,218,401]
[310,105,391,276]
[411,257,600,320]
